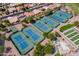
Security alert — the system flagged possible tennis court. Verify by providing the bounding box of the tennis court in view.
[33,17,59,33]
[22,27,44,44]
[33,20,52,33]
[11,32,34,55]
[55,10,72,19]
[50,10,72,23]
[63,27,79,46]
[41,17,60,28]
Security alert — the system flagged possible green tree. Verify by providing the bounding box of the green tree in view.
[22,16,34,23]
[43,32,48,38]
[47,32,57,41]
[26,16,35,23]
[33,43,55,56]
[34,44,44,56]
[43,44,54,54]
[22,18,29,23]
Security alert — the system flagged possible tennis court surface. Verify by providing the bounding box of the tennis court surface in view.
[11,32,34,55]
[63,27,79,46]
[22,27,44,44]
[50,10,72,23]
[33,17,59,33]
[41,17,60,28]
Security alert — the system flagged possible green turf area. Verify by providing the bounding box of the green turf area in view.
[75,40,79,45]
[60,24,74,32]
[71,35,79,41]
[0,46,4,53]
[65,3,79,15]
[67,32,78,38]
[64,29,74,35]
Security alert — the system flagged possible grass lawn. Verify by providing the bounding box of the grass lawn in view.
[0,46,4,53]
[60,24,74,32]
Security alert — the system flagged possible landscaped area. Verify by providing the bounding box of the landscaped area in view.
[34,43,55,56]
[60,24,74,32]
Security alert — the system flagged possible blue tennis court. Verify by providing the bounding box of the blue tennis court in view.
[56,10,72,19]
[50,10,72,23]
[41,17,59,28]
[11,32,34,55]
[22,27,44,44]
[51,14,65,23]
[33,17,59,33]
[33,20,52,33]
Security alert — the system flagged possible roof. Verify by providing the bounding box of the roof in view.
[8,17,18,23]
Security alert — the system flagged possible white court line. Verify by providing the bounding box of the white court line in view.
[66,31,78,37]
[70,34,79,40]
[63,28,73,33]
[74,38,79,43]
